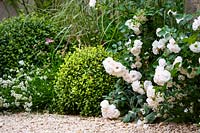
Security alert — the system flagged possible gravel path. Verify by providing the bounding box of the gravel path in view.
[0,113,199,133]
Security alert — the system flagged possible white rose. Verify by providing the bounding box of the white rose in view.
[100,100,109,108]
[89,0,96,7]
[133,24,141,35]
[173,56,183,67]
[144,80,152,91]
[189,41,200,53]
[157,38,167,49]
[134,39,143,48]
[152,40,159,55]
[125,19,135,30]
[146,85,155,98]
[156,28,162,37]
[156,93,164,103]
[152,47,159,55]
[154,67,171,86]
[130,47,141,56]
[167,38,181,53]
[129,70,142,81]
[131,80,145,95]
[192,16,200,31]
[134,61,142,69]
[112,62,126,77]
[103,57,127,77]
[158,58,167,67]
[146,98,158,109]
[101,104,120,119]
[152,39,167,55]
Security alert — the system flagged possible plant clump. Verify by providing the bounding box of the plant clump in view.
[54,46,117,116]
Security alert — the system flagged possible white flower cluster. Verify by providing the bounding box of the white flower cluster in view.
[100,100,120,119]
[189,41,200,53]
[103,57,144,94]
[0,67,35,111]
[0,78,15,88]
[89,0,96,7]
[192,16,200,31]
[167,38,181,53]
[144,80,164,110]
[23,101,33,112]
[152,38,167,55]
[153,58,171,86]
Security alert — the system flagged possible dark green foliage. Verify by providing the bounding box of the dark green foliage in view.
[0,14,64,77]
[54,46,117,116]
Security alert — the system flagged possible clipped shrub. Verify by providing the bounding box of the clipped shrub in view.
[0,14,65,77]
[54,46,117,116]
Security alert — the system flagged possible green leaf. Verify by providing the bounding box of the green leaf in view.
[144,112,157,123]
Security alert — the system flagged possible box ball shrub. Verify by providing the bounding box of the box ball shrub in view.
[54,46,117,116]
[0,14,64,77]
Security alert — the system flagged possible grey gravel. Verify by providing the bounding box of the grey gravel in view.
[0,113,199,133]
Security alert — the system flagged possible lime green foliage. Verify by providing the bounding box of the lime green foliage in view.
[54,46,117,116]
[0,14,64,77]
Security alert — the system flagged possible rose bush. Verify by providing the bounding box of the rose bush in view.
[101,8,200,123]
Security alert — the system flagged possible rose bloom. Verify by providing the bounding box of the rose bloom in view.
[144,80,152,91]
[152,39,167,55]
[192,16,200,31]
[125,19,135,30]
[154,67,171,86]
[122,70,142,83]
[131,80,145,95]
[89,0,96,7]
[130,47,141,56]
[158,58,167,67]
[134,39,143,48]
[100,100,109,108]
[103,57,126,77]
[189,41,200,53]
[146,85,155,98]
[146,97,159,109]
[156,28,162,37]
[173,56,183,68]
[167,38,181,53]
[101,104,120,119]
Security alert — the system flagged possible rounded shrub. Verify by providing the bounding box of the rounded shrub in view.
[54,46,117,116]
[0,14,64,77]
